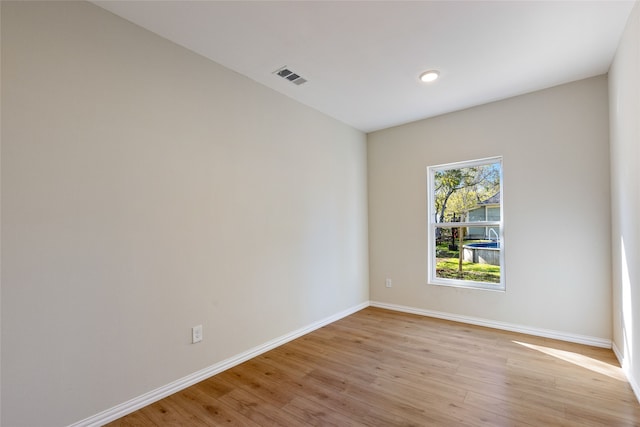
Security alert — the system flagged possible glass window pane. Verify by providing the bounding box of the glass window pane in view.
[434,226,501,284]
[432,161,501,223]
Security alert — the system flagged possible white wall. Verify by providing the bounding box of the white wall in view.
[368,76,611,341]
[610,0,640,398]
[0,2,368,426]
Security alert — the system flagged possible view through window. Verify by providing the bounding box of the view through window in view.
[427,157,504,290]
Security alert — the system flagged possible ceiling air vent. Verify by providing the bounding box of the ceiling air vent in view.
[274,66,307,86]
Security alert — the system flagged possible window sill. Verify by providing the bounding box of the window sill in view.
[427,278,505,292]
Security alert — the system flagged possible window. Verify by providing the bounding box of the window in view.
[427,157,504,291]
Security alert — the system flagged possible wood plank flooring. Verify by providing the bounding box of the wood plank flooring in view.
[106,307,640,426]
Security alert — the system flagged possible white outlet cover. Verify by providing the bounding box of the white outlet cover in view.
[192,325,203,343]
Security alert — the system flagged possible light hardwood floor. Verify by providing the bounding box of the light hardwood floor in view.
[107,307,640,426]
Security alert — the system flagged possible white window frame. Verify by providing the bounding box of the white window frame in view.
[427,156,505,291]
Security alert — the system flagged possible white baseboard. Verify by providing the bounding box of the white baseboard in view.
[370,301,612,348]
[612,342,640,404]
[612,341,624,365]
[69,301,369,427]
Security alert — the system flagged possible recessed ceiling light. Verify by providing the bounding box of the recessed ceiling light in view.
[419,70,440,83]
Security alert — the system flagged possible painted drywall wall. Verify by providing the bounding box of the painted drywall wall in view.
[610,0,640,398]
[368,76,611,341]
[1,2,368,426]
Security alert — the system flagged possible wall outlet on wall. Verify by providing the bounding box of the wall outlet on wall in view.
[385,278,392,288]
[192,325,203,343]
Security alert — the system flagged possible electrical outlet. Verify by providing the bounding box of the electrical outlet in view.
[385,278,392,288]
[192,325,203,343]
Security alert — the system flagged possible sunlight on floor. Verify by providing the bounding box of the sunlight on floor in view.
[513,340,626,381]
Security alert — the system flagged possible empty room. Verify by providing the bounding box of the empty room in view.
[2,1,640,426]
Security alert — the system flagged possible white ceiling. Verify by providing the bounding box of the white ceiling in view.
[92,1,635,133]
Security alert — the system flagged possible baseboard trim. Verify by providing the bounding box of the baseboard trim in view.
[612,341,624,366]
[370,301,612,348]
[612,342,640,404]
[69,301,369,427]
